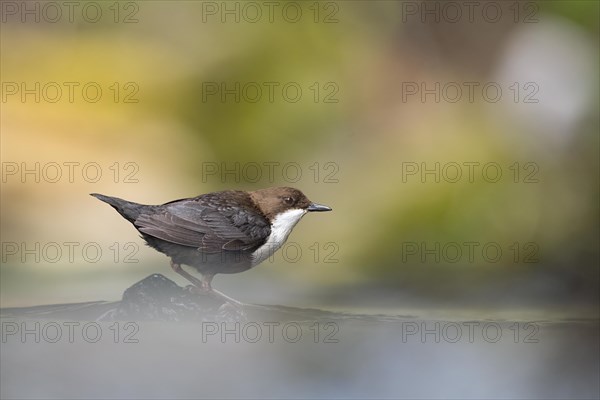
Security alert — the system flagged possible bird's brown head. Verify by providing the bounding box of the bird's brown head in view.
[250,187,332,220]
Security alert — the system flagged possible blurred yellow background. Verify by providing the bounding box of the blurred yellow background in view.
[1,1,598,315]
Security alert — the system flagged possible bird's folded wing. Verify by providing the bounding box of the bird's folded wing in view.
[134,200,270,252]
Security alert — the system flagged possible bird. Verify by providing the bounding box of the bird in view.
[91,187,331,303]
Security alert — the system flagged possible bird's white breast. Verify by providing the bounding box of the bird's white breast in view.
[251,208,307,266]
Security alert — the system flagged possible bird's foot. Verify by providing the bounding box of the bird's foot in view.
[184,285,246,308]
[184,284,208,296]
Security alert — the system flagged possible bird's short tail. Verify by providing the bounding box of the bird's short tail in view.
[90,193,148,223]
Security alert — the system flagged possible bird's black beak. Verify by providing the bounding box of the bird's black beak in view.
[308,202,332,212]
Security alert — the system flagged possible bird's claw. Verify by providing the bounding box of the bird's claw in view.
[184,284,208,295]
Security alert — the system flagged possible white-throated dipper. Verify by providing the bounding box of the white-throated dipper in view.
[91,187,331,302]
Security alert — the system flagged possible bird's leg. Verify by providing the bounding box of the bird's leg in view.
[201,274,245,306]
[171,261,245,307]
[170,260,204,288]
[200,273,214,290]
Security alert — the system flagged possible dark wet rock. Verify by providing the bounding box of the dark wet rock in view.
[99,274,246,322]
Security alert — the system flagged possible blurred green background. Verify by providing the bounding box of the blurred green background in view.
[1,1,598,316]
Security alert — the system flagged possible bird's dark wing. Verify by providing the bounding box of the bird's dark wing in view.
[134,193,270,253]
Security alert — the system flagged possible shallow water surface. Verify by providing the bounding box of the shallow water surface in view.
[1,298,598,399]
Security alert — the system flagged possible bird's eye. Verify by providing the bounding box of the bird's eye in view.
[283,196,294,205]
